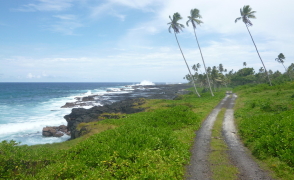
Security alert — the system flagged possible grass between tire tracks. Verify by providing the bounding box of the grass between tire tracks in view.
[209,108,239,180]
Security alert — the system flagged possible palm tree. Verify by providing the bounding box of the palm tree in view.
[186,8,214,96]
[168,12,201,97]
[192,63,203,74]
[275,53,292,80]
[235,5,272,86]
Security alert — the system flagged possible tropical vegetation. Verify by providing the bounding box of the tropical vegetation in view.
[168,12,201,97]
[234,82,294,179]
[235,5,272,86]
[186,8,214,96]
[185,62,293,88]
[276,53,293,81]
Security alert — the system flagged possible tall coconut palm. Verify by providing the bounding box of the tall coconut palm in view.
[235,5,272,86]
[186,8,214,96]
[168,12,201,97]
[275,53,292,80]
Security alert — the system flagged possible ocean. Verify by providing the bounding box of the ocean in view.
[0,81,156,145]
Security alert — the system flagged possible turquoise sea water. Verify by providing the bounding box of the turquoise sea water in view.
[0,82,142,145]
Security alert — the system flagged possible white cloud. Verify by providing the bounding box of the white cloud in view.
[27,73,34,79]
[26,72,49,79]
[53,14,76,20]
[16,0,74,12]
[108,0,161,11]
[51,14,83,35]
[90,2,126,21]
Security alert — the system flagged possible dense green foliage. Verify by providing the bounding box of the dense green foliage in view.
[0,90,225,179]
[234,82,294,178]
[186,63,294,88]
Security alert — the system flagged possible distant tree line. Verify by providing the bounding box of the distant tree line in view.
[184,62,294,89]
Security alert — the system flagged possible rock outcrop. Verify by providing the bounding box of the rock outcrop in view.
[64,98,146,139]
[42,125,70,137]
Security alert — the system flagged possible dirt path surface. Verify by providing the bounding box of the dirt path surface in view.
[186,94,230,180]
[186,92,274,180]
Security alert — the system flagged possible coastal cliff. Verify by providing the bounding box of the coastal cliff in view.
[64,98,146,139]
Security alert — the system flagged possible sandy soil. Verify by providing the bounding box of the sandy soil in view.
[186,92,274,180]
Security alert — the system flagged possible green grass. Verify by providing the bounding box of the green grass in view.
[234,81,294,180]
[0,89,226,179]
[209,108,239,180]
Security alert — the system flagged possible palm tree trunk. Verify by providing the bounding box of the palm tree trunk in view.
[174,33,201,97]
[282,63,293,81]
[245,25,272,86]
[193,29,214,96]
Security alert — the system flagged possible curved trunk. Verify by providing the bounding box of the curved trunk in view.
[174,33,201,97]
[282,62,293,81]
[193,28,214,96]
[245,25,272,86]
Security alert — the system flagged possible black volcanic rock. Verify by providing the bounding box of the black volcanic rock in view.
[81,96,95,101]
[64,98,146,139]
[42,125,70,137]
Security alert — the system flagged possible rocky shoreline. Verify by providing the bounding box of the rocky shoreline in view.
[42,83,192,139]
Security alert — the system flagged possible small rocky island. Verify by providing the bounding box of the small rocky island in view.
[42,83,192,139]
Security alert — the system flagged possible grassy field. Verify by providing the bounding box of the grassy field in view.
[0,89,226,179]
[234,82,294,180]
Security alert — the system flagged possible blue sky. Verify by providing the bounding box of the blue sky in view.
[1,0,293,82]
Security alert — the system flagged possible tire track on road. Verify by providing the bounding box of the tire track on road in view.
[186,94,231,180]
[186,92,274,180]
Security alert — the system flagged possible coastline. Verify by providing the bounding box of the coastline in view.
[60,83,193,139]
[60,83,193,108]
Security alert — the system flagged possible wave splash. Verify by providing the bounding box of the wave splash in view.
[138,80,155,85]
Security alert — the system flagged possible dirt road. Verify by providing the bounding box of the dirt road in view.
[186,93,274,180]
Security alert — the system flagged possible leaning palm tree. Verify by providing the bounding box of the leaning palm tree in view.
[235,5,272,86]
[186,8,214,96]
[168,12,201,97]
[275,53,292,80]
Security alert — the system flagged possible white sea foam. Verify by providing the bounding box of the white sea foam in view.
[107,88,121,92]
[137,80,155,86]
[0,117,67,135]
[84,90,92,95]
[123,88,135,91]
[0,95,72,144]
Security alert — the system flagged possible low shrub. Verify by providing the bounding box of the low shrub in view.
[234,82,294,178]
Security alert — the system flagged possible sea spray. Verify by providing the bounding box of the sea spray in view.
[0,82,135,145]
